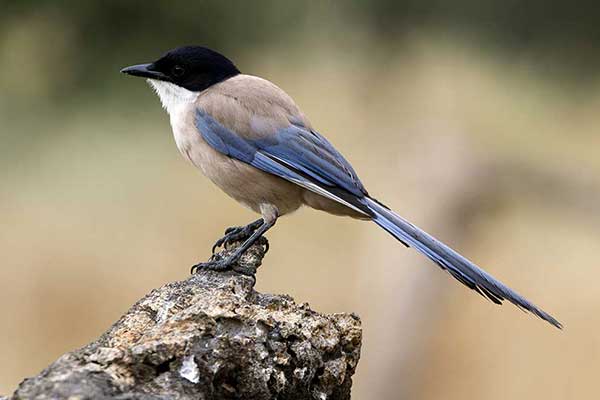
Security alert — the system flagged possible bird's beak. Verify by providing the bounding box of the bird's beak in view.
[120,63,169,81]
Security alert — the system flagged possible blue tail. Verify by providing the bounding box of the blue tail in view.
[361,197,562,329]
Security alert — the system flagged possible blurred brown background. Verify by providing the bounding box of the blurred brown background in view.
[1,1,599,398]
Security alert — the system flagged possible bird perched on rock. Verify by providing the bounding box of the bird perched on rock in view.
[121,46,561,328]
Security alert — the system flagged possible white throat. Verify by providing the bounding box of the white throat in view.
[147,79,198,116]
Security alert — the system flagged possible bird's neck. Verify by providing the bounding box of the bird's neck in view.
[147,79,199,116]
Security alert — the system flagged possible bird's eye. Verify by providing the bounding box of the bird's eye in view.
[171,65,185,78]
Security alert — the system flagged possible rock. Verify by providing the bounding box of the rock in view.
[9,239,362,399]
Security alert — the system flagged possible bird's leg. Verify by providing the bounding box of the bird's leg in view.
[192,217,276,276]
[211,218,264,254]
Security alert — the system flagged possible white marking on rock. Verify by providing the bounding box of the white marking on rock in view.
[315,391,327,400]
[156,300,174,324]
[179,355,200,383]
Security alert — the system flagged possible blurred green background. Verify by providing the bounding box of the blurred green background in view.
[1,1,599,398]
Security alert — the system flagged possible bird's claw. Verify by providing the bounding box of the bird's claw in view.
[197,219,269,285]
[211,220,263,254]
[211,226,244,253]
[190,254,256,283]
[190,253,231,274]
[224,226,238,235]
[256,235,269,254]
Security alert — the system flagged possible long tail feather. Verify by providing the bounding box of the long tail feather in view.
[361,197,562,329]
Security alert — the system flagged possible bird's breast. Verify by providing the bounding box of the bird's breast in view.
[168,106,303,216]
[169,106,210,173]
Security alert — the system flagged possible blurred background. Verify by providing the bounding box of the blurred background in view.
[1,1,599,398]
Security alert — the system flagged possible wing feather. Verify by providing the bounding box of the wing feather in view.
[195,108,370,215]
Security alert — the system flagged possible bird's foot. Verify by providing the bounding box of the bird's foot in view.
[191,254,235,274]
[190,254,256,285]
[211,219,265,254]
[192,235,269,278]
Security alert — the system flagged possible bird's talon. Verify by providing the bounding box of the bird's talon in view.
[190,264,198,274]
[191,258,232,274]
[211,238,227,254]
[252,235,269,254]
[211,221,263,253]
[224,226,238,235]
[211,226,242,253]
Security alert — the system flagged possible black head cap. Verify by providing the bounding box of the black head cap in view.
[121,46,240,92]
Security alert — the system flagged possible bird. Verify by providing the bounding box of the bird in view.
[121,45,561,329]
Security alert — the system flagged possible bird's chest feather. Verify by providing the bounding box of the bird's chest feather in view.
[169,104,248,191]
[147,79,226,177]
[170,106,223,178]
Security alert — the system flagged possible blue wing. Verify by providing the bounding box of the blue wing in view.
[195,108,371,215]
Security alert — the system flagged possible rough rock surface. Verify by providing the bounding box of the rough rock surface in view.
[9,240,362,399]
